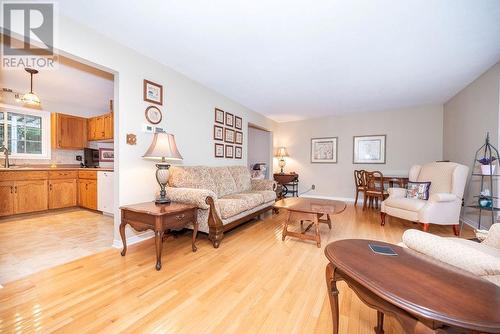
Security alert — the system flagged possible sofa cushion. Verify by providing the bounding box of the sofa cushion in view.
[383,197,427,211]
[245,190,276,203]
[222,192,263,209]
[228,166,252,193]
[210,167,237,197]
[216,198,248,219]
[168,166,217,194]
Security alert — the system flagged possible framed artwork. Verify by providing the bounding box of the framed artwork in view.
[224,128,235,143]
[353,135,386,164]
[235,116,242,130]
[215,108,224,124]
[215,143,224,158]
[145,106,162,124]
[225,145,234,158]
[99,148,114,162]
[225,112,234,127]
[311,137,338,163]
[214,125,223,141]
[143,80,163,105]
[235,146,242,159]
[235,131,243,145]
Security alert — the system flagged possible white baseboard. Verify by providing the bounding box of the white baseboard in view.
[300,194,356,202]
[112,231,154,249]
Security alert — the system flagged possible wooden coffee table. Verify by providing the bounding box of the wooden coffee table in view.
[274,197,346,247]
[325,239,500,334]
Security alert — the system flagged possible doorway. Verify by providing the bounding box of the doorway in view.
[247,124,272,179]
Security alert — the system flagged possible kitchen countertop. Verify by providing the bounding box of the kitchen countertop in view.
[0,167,114,172]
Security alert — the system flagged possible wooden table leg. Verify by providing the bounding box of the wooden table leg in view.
[119,220,127,256]
[326,263,340,334]
[314,214,321,248]
[282,210,291,241]
[375,311,385,334]
[192,219,198,252]
[155,230,163,271]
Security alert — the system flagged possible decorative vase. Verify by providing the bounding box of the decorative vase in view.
[478,197,493,208]
[481,164,496,175]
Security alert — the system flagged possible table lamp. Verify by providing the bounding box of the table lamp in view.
[276,147,289,174]
[143,132,183,204]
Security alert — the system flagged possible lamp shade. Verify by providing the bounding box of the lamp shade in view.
[143,132,183,162]
[276,147,289,157]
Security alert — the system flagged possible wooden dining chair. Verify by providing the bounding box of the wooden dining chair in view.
[363,171,388,210]
[353,170,366,207]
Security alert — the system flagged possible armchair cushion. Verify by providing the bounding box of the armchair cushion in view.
[429,193,458,203]
[165,187,216,210]
[383,197,427,211]
[251,179,276,191]
[387,187,406,198]
[483,223,500,249]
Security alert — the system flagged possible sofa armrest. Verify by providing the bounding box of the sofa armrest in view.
[429,193,458,203]
[387,187,406,198]
[482,223,500,249]
[251,179,277,191]
[166,187,217,210]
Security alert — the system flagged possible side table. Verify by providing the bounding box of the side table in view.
[120,201,198,270]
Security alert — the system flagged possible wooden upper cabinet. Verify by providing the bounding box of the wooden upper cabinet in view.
[51,113,87,149]
[87,117,96,140]
[95,116,105,140]
[104,113,113,139]
[87,112,113,141]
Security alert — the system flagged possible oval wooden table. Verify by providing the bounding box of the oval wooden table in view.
[324,239,500,334]
[274,197,346,247]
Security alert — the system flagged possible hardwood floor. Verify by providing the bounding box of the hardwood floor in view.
[0,208,113,284]
[0,205,474,333]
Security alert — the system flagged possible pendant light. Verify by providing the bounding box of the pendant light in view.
[21,68,41,106]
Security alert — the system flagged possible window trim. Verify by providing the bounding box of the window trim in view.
[0,103,51,160]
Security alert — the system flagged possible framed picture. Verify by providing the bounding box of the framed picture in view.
[224,128,235,143]
[215,143,224,158]
[235,146,242,159]
[215,108,224,124]
[99,148,114,162]
[353,135,386,164]
[235,131,243,145]
[311,137,338,163]
[225,112,234,127]
[145,106,162,124]
[225,145,234,158]
[214,125,223,141]
[143,80,163,105]
[235,116,242,130]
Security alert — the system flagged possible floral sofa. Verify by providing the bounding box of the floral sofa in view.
[166,166,276,248]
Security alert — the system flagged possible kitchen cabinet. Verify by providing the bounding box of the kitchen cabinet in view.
[97,171,114,214]
[104,113,113,139]
[13,180,49,214]
[51,113,87,149]
[0,181,15,217]
[87,112,113,141]
[78,170,98,210]
[49,179,77,209]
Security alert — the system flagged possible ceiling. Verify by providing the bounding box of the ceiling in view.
[0,56,114,117]
[59,0,500,122]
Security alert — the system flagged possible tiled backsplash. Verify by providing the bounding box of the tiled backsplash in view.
[9,149,83,166]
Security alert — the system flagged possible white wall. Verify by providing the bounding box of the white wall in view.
[248,126,271,177]
[274,105,444,199]
[443,61,500,229]
[54,16,276,245]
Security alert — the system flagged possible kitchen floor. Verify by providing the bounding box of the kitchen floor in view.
[0,208,113,285]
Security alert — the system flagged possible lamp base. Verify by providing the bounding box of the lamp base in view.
[155,197,171,205]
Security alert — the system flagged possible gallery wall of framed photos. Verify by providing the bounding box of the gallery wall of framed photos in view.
[214,108,243,159]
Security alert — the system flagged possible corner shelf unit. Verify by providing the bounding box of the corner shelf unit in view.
[464,133,499,230]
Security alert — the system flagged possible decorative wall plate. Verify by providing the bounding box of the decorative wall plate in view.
[145,105,162,124]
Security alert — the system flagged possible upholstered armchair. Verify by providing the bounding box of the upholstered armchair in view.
[381,162,469,235]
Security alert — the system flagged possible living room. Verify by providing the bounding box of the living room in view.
[0,1,499,333]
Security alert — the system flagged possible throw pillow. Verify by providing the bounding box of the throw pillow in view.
[406,181,431,200]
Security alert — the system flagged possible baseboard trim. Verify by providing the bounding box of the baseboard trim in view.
[112,231,154,249]
[300,194,356,202]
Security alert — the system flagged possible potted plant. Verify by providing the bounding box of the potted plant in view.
[477,156,497,175]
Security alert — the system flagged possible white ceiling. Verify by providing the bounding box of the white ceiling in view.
[0,56,114,117]
[59,0,500,122]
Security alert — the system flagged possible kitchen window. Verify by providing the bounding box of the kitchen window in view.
[0,106,51,159]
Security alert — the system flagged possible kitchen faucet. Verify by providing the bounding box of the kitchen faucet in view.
[0,144,9,168]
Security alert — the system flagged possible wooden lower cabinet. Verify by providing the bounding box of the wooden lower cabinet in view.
[49,179,77,209]
[78,179,97,210]
[0,181,15,217]
[13,180,49,214]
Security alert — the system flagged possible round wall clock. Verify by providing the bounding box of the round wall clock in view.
[145,106,162,124]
